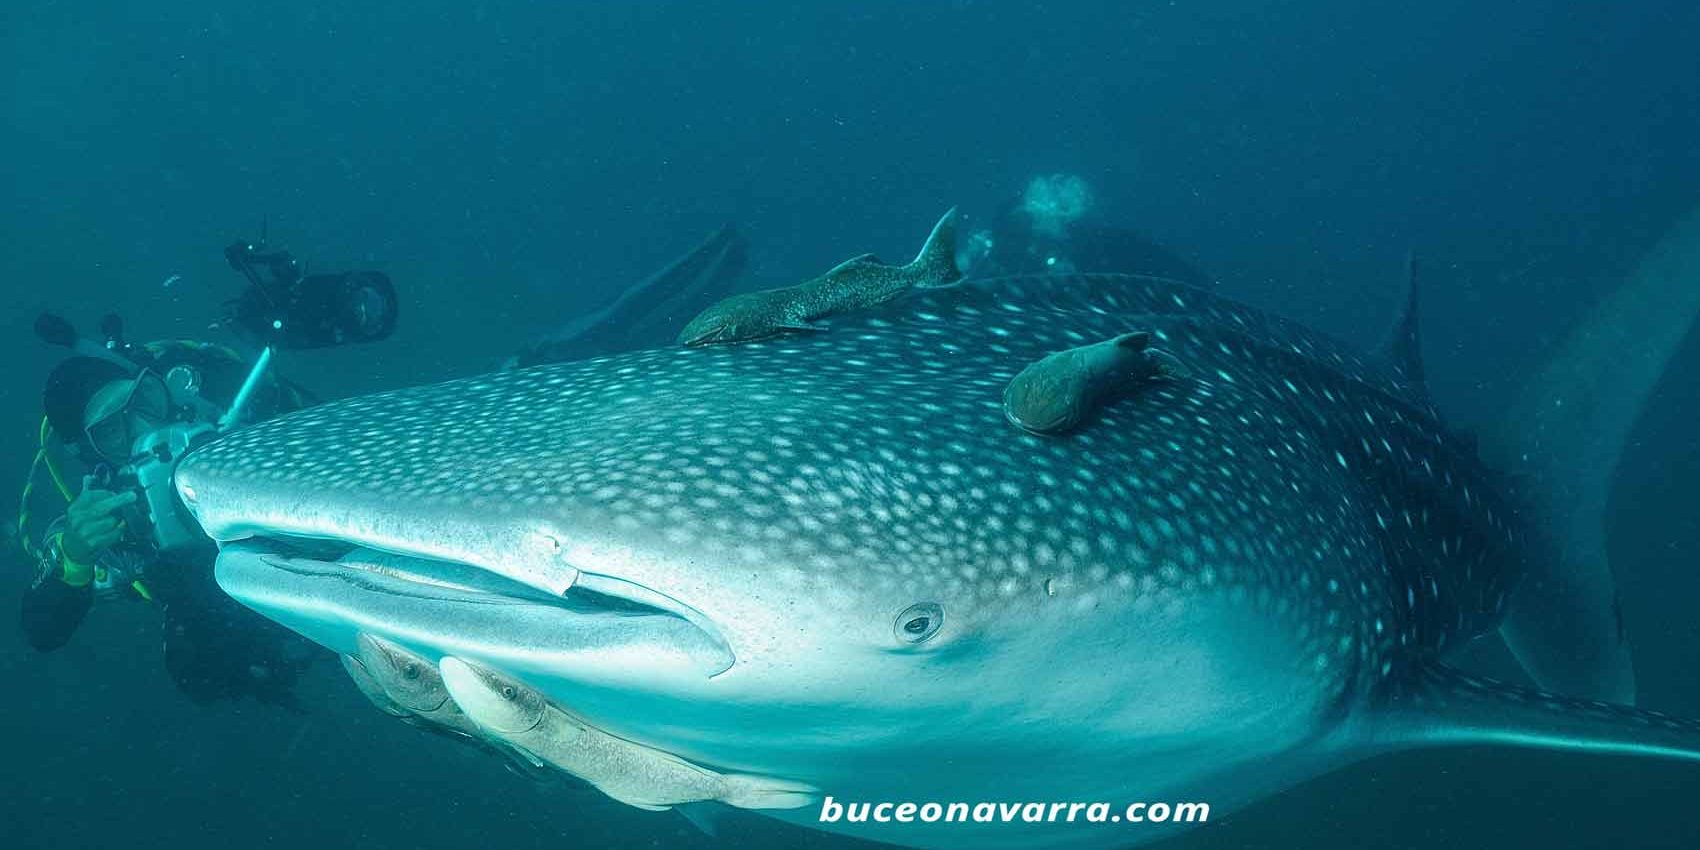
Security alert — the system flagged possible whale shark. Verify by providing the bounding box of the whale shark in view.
[173,213,1700,849]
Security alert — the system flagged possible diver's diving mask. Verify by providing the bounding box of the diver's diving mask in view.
[82,369,173,464]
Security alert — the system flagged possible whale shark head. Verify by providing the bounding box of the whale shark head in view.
[179,273,1700,849]
[179,276,1376,842]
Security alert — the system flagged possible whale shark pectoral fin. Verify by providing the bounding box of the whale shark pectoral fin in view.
[1366,663,1700,763]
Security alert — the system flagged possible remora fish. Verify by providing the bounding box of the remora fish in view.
[438,656,814,811]
[677,208,960,345]
[176,242,1700,847]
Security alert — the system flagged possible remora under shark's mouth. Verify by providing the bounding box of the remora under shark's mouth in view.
[214,536,735,680]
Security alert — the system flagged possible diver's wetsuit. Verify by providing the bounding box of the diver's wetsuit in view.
[19,533,96,652]
[23,522,319,706]
[18,341,326,707]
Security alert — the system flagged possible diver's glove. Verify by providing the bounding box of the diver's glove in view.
[59,489,136,585]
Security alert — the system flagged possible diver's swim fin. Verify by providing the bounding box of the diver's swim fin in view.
[1365,663,1700,763]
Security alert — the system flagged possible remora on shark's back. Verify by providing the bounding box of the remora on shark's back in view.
[174,210,1700,849]
[677,207,961,346]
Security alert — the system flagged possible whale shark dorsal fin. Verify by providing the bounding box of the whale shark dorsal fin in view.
[1366,663,1700,763]
[1374,253,1427,398]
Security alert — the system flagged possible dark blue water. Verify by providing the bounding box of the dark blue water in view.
[4,2,1699,848]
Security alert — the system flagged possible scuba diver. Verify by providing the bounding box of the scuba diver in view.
[959,173,1211,284]
[507,223,749,367]
[20,333,321,706]
[16,234,398,707]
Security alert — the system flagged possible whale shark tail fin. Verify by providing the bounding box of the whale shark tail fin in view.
[1368,663,1700,764]
[908,207,962,287]
[1488,202,1700,705]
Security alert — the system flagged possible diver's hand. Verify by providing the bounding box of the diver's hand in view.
[62,489,136,564]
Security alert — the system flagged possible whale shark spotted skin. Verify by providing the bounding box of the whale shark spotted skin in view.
[176,272,1700,849]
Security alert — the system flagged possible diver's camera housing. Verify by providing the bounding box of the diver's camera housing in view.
[85,422,216,557]
[129,423,218,555]
[225,239,399,350]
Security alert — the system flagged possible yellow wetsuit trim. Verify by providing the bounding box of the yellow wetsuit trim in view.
[60,550,94,588]
[16,418,75,559]
[37,417,73,502]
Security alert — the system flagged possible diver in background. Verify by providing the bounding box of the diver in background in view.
[18,335,328,707]
[507,223,749,367]
[960,173,1210,284]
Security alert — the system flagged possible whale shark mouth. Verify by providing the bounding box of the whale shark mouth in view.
[213,535,736,679]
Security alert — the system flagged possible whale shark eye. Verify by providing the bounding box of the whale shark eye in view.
[895,602,944,644]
